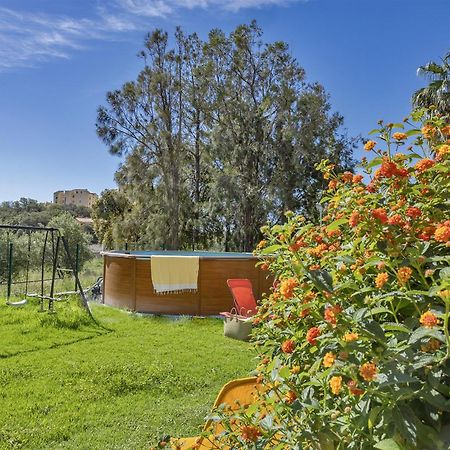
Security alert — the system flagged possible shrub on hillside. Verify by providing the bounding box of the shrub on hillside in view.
[48,212,93,270]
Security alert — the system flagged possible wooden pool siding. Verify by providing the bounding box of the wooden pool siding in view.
[103,254,273,315]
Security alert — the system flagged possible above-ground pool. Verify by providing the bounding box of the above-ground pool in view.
[102,250,273,315]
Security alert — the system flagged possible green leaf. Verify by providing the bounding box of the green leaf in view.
[382,323,411,334]
[412,353,436,370]
[353,307,368,322]
[391,123,405,129]
[365,320,386,342]
[409,327,446,344]
[434,164,450,173]
[364,258,384,268]
[374,438,402,450]
[376,240,387,252]
[368,128,380,135]
[439,267,450,281]
[378,372,420,387]
[308,270,333,293]
[317,432,335,450]
[406,129,421,137]
[278,366,291,380]
[368,405,382,429]
[259,244,283,255]
[420,387,450,412]
[370,307,392,316]
[395,406,417,445]
[326,217,348,232]
[408,151,425,159]
[428,369,449,396]
[366,157,383,169]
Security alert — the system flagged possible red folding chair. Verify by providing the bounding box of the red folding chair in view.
[226,279,258,317]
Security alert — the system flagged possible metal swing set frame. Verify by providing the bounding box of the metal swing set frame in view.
[0,224,94,319]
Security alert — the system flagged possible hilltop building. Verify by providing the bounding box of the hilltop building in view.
[53,189,98,208]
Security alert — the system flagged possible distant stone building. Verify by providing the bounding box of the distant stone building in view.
[53,189,98,208]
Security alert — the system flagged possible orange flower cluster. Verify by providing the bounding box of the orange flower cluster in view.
[281,339,296,354]
[284,390,297,404]
[415,158,435,173]
[392,132,407,140]
[364,140,377,151]
[352,174,363,184]
[343,332,359,342]
[324,305,342,325]
[328,180,338,190]
[437,144,450,158]
[256,240,266,249]
[347,380,364,396]
[419,311,438,328]
[375,272,389,289]
[349,210,361,228]
[280,278,299,299]
[375,159,408,179]
[307,243,329,258]
[323,352,336,368]
[329,376,342,395]
[434,222,450,242]
[371,208,388,224]
[288,238,306,252]
[417,225,436,241]
[388,214,405,227]
[306,327,321,345]
[421,124,436,139]
[421,339,441,353]
[397,266,413,285]
[240,425,261,442]
[342,172,354,183]
[405,206,422,218]
[359,362,377,382]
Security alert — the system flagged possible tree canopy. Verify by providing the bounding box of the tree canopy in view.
[413,52,450,116]
[96,22,355,252]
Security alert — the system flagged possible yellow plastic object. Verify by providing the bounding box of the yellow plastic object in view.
[171,377,261,450]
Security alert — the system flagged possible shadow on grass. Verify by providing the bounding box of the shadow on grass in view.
[0,329,112,360]
[0,298,113,359]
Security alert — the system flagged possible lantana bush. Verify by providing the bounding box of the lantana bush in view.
[209,109,450,449]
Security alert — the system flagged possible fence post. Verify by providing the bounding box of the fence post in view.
[49,236,60,311]
[7,242,13,300]
[74,243,80,292]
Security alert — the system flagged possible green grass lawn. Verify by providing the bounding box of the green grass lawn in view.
[0,299,256,449]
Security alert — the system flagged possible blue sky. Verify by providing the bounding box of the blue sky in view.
[0,0,448,203]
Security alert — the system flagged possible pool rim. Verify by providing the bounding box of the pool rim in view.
[100,250,259,260]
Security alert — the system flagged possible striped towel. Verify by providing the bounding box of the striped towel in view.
[151,256,199,294]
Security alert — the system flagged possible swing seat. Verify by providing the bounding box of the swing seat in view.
[6,299,28,307]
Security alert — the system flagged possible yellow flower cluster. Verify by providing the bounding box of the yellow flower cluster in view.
[329,376,342,395]
[392,132,407,140]
[419,311,439,328]
[323,352,336,368]
[343,332,359,342]
[375,272,389,289]
[359,363,377,382]
[397,267,412,285]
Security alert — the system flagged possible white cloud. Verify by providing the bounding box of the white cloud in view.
[0,6,139,71]
[117,0,297,15]
[118,0,174,17]
[0,0,302,71]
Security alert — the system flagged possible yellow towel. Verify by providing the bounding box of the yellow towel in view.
[151,256,199,294]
